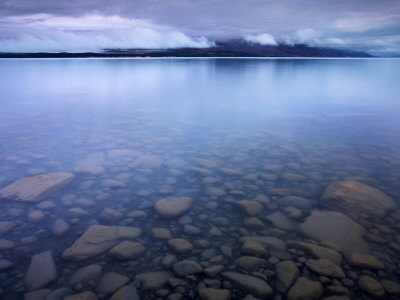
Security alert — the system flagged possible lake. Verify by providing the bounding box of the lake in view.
[0,58,399,299]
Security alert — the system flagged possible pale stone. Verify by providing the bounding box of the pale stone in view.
[322,180,396,217]
[173,260,203,277]
[64,291,98,300]
[27,210,45,223]
[235,256,265,271]
[62,225,142,261]
[199,288,230,300]
[266,211,297,230]
[298,210,369,252]
[0,172,74,202]
[236,200,263,216]
[130,155,162,168]
[0,221,16,235]
[358,275,385,298]
[294,241,342,265]
[97,272,130,294]
[306,258,345,278]
[275,260,299,292]
[239,236,286,250]
[345,252,384,269]
[152,228,172,240]
[25,250,57,290]
[155,197,193,218]
[109,241,145,259]
[221,272,272,298]
[134,271,173,290]
[241,241,268,256]
[110,285,140,300]
[168,238,193,254]
[287,277,323,300]
[69,264,102,285]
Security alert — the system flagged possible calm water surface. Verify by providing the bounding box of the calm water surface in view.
[0,58,399,299]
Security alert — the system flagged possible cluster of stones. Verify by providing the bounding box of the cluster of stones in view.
[0,151,399,300]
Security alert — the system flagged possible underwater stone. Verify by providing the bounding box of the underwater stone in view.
[154,197,193,218]
[221,272,272,298]
[0,172,74,202]
[322,180,396,217]
[62,225,141,261]
[25,250,57,290]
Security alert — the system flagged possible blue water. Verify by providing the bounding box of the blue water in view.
[0,58,399,299]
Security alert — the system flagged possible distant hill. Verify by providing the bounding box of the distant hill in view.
[0,40,372,58]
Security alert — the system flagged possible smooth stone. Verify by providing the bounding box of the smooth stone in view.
[381,279,400,294]
[109,241,145,259]
[161,254,178,269]
[24,289,52,300]
[266,211,297,230]
[69,264,102,285]
[134,271,173,290]
[235,256,265,271]
[107,149,140,160]
[278,196,311,210]
[64,291,98,300]
[283,206,302,219]
[51,219,70,236]
[219,168,241,176]
[294,241,342,265]
[173,260,203,277]
[322,180,396,217]
[155,197,193,218]
[275,260,299,292]
[306,259,345,278]
[345,252,384,269]
[204,265,224,277]
[298,210,369,252]
[36,200,56,209]
[110,285,140,300]
[25,250,57,290]
[253,194,270,205]
[184,225,201,235]
[152,228,172,240]
[100,208,123,224]
[0,221,16,235]
[241,241,268,256]
[27,210,45,223]
[198,288,230,300]
[358,275,385,297]
[46,288,73,300]
[239,236,286,250]
[207,226,223,238]
[244,217,265,230]
[0,239,15,250]
[221,272,272,298]
[236,200,263,216]
[168,238,193,254]
[62,225,142,261]
[74,166,105,176]
[0,172,74,202]
[287,277,323,300]
[97,272,130,294]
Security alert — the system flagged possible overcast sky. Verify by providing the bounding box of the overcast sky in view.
[0,0,399,55]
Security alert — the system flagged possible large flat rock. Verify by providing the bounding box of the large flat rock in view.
[0,172,74,202]
[298,210,369,253]
[322,180,396,217]
[25,250,57,290]
[63,225,141,261]
[221,272,272,298]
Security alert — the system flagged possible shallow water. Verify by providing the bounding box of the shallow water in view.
[0,58,400,299]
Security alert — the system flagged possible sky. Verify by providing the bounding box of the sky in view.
[0,0,399,55]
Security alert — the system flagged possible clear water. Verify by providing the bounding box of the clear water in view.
[0,58,399,299]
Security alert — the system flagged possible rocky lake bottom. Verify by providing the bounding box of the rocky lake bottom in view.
[0,108,399,300]
[0,58,400,300]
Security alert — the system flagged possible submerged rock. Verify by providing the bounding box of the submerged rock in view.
[25,250,57,290]
[69,264,102,285]
[321,180,396,217]
[266,211,297,230]
[275,260,299,292]
[287,277,323,300]
[0,221,16,235]
[306,258,345,278]
[236,200,263,216]
[154,197,193,218]
[110,285,140,300]
[62,225,142,261]
[134,271,173,290]
[109,241,146,259]
[235,256,265,271]
[0,172,74,202]
[298,210,369,252]
[168,238,193,254]
[198,288,230,300]
[358,275,385,298]
[221,272,272,298]
[64,291,98,300]
[239,236,286,251]
[345,252,384,270]
[294,241,342,265]
[173,260,203,277]
[97,272,130,294]
[130,155,162,169]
